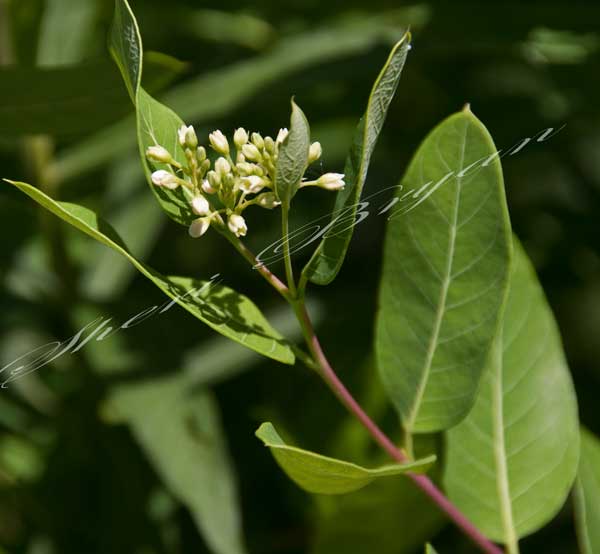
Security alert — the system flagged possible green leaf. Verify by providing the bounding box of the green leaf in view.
[425,545,439,554]
[103,376,247,554]
[3,179,295,365]
[574,428,600,554]
[255,422,435,495]
[375,107,512,433]
[53,21,409,182]
[274,98,310,208]
[301,32,411,286]
[444,239,580,543]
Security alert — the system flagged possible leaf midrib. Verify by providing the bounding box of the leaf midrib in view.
[405,119,468,432]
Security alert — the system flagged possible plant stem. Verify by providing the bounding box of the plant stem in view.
[292,299,504,554]
[230,242,504,554]
[281,208,297,298]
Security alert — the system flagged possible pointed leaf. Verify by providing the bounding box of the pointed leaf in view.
[375,108,512,433]
[302,33,411,285]
[444,239,580,542]
[274,98,310,208]
[574,428,600,554]
[3,179,295,365]
[255,422,435,495]
[103,376,246,554]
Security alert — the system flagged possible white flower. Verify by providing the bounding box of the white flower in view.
[209,130,230,155]
[317,172,345,191]
[191,195,210,216]
[188,217,210,238]
[215,157,231,175]
[151,170,179,189]
[241,143,261,162]
[201,179,216,195]
[228,214,247,237]
[308,141,322,164]
[233,128,248,148]
[276,128,289,144]
[256,192,280,209]
[146,145,172,163]
[178,125,198,149]
[240,175,266,194]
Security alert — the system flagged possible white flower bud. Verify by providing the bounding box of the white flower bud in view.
[233,128,248,148]
[196,146,206,162]
[251,132,265,149]
[240,175,266,194]
[201,179,216,194]
[256,192,280,209]
[151,170,179,189]
[215,157,231,175]
[207,170,221,189]
[241,143,261,162]
[189,217,210,238]
[317,172,345,191]
[228,214,248,237]
[191,195,210,216]
[178,125,198,149]
[276,128,289,144]
[209,130,230,155]
[264,136,275,153]
[308,141,322,164]
[146,145,172,164]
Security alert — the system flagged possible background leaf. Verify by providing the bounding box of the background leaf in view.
[301,33,410,286]
[255,422,434,495]
[4,180,295,365]
[574,428,600,554]
[375,108,512,434]
[444,238,580,543]
[102,375,247,554]
[425,545,439,554]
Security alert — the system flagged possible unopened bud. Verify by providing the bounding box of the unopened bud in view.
[151,170,179,190]
[209,130,230,155]
[189,217,211,238]
[276,128,289,144]
[146,145,173,164]
[178,125,198,149]
[251,132,265,150]
[202,179,216,194]
[308,141,322,164]
[196,146,206,162]
[241,143,261,162]
[233,128,248,148]
[317,172,345,191]
[215,157,231,175]
[191,195,211,216]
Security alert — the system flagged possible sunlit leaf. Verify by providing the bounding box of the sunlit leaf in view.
[255,422,435,495]
[574,428,600,554]
[3,179,295,365]
[375,107,512,433]
[103,376,247,554]
[302,32,410,286]
[444,239,580,543]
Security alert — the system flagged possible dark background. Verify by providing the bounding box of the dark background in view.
[0,1,599,553]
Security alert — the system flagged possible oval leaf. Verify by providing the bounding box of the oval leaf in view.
[255,422,435,495]
[274,98,310,208]
[375,108,512,433]
[574,428,600,554]
[302,32,411,286]
[444,239,580,543]
[3,179,295,365]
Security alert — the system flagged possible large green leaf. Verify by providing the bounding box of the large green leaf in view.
[103,376,246,554]
[109,0,197,226]
[375,108,512,434]
[3,179,295,365]
[53,20,408,182]
[274,98,310,208]
[255,422,434,495]
[574,428,600,554]
[301,32,410,286]
[444,239,580,545]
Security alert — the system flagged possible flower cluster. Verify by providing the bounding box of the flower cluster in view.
[146,124,345,239]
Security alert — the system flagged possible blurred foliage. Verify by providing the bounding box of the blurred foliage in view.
[0,0,599,553]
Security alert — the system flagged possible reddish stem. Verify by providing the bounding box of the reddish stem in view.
[293,301,504,554]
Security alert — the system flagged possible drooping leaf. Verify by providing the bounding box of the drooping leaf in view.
[103,376,246,554]
[3,179,295,365]
[53,21,409,182]
[574,428,600,554]
[274,98,310,208]
[444,239,580,543]
[255,422,435,495]
[375,107,512,433]
[301,32,411,286]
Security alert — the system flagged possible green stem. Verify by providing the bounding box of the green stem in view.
[281,207,297,298]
